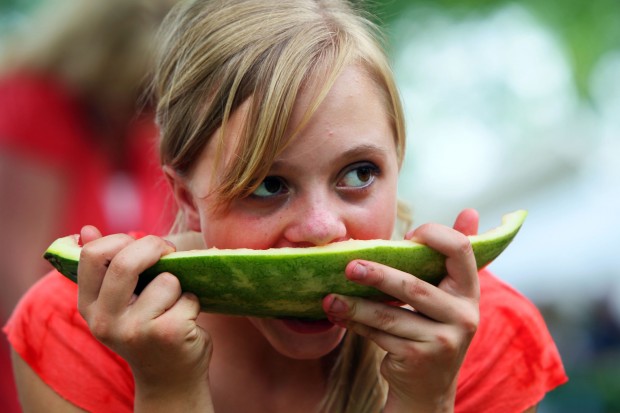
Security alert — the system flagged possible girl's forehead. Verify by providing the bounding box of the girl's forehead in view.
[189,65,395,193]
[187,100,251,191]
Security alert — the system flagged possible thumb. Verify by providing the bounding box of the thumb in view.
[453,209,479,236]
[79,225,103,246]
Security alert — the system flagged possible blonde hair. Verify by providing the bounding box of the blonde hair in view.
[153,0,408,411]
[1,0,178,111]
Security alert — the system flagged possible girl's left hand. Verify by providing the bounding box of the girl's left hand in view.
[323,209,481,413]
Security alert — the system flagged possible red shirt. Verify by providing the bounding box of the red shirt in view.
[4,269,567,412]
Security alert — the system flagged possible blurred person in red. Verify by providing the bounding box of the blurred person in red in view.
[0,0,178,410]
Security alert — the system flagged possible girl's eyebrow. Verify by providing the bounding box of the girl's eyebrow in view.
[271,143,391,171]
[337,143,391,161]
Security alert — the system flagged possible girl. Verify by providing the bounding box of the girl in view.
[5,0,567,412]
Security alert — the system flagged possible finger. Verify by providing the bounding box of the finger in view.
[324,294,436,341]
[344,260,468,323]
[341,319,406,354]
[150,292,203,345]
[132,272,183,318]
[98,235,176,315]
[409,223,479,299]
[78,234,136,314]
[324,295,425,355]
[404,209,479,239]
[80,225,103,246]
[162,292,202,324]
[453,208,479,236]
[156,293,207,355]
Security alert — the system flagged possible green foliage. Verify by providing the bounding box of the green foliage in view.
[523,0,620,99]
[371,0,620,98]
[0,0,40,39]
[0,0,39,13]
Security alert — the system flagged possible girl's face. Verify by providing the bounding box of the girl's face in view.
[172,65,400,359]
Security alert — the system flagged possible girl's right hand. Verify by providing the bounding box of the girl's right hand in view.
[77,226,214,412]
[323,210,480,412]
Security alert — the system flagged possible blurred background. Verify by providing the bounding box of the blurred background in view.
[371,0,620,411]
[1,0,619,412]
[0,0,177,411]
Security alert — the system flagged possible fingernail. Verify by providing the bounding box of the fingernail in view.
[328,296,348,314]
[349,261,367,280]
[164,239,177,252]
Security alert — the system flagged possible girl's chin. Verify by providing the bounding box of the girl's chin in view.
[248,316,346,359]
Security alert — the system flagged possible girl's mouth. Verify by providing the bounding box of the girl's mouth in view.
[280,318,335,334]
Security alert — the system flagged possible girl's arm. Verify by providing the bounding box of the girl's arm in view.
[11,350,87,413]
[13,345,217,413]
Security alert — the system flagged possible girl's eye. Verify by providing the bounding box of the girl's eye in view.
[338,163,379,189]
[251,176,288,198]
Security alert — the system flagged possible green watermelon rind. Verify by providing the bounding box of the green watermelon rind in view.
[43,210,527,319]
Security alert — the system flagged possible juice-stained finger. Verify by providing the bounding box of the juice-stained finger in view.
[344,260,470,324]
[97,235,176,316]
[323,293,438,342]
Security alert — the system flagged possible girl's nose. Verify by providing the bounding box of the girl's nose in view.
[283,199,347,247]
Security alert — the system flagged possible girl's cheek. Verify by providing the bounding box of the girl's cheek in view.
[350,200,397,240]
[204,215,281,250]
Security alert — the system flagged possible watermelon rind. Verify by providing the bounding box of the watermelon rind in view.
[43,210,527,319]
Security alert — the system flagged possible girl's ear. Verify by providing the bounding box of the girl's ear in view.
[163,165,201,232]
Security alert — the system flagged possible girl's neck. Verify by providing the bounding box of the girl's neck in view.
[199,313,331,413]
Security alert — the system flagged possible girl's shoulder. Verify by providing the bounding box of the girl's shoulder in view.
[478,268,544,316]
[4,271,135,413]
[454,269,568,412]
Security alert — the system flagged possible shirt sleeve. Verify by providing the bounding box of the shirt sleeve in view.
[3,271,135,413]
[455,270,568,412]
